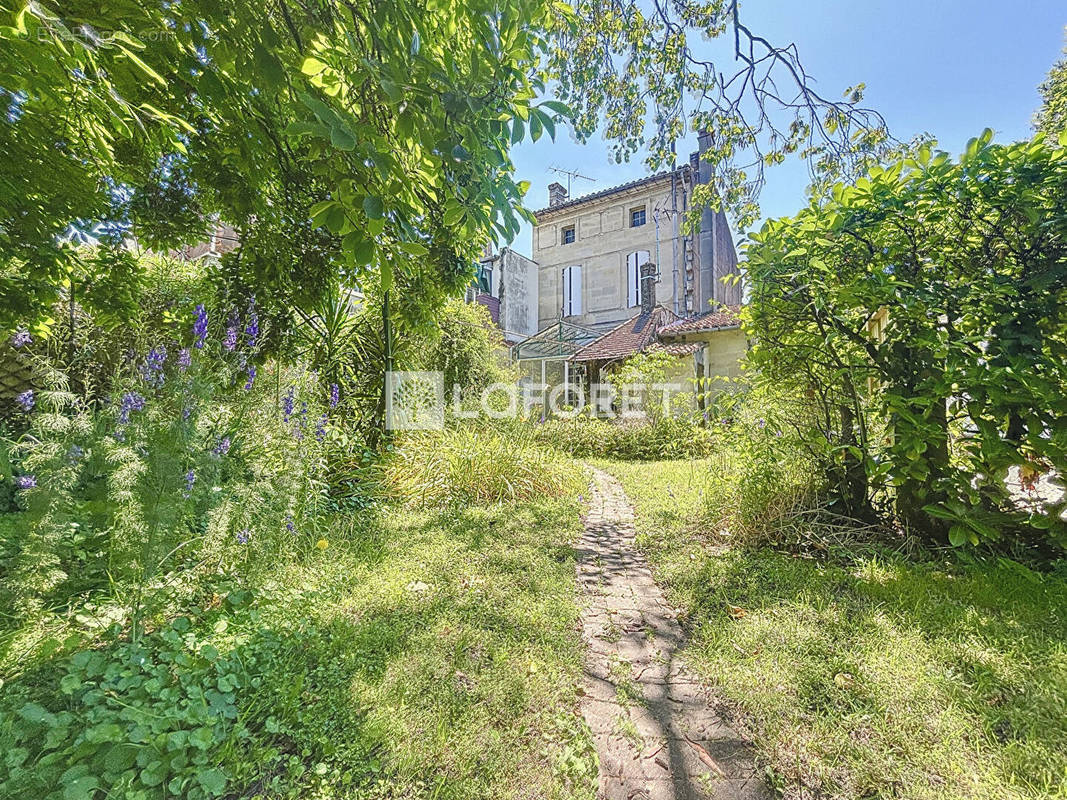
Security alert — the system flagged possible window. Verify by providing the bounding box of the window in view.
[475,263,493,296]
[626,251,650,307]
[630,207,646,227]
[562,265,582,317]
[561,225,575,245]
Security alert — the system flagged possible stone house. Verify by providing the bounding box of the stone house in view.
[517,136,746,405]
[530,134,740,334]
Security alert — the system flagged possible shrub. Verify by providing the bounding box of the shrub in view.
[420,298,515,401]
[746,133,1067,549]
[384,426,576,507]
[698,395,822,548]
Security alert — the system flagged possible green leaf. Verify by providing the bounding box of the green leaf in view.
[379,258,393,292]
[330,125,357,151]
[254,45,285,87]
[397,241,429,257]
[17,703,49,724]
[301,57,329,76]
[538,100,572,116]
[351,237,376,266]
[363,195,384,219]
[529,111,543,142]
[309,200,338,225]
[948,524,968,547]
[103,744,138,773]
[64,776,99,800]
[141,761,167,787]
[442,203,465,227]
[198,768,227,796]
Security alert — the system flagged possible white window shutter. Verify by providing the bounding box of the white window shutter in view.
[627,252,649,307]
[627,254,639,307]
[562,265,582,316]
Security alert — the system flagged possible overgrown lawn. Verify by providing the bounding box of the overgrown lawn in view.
[600,458,1067,800]
[0,490,597,799]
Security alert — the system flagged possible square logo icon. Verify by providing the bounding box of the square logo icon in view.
[386,371,444,430]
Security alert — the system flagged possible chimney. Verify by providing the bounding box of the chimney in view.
[640,262,657,315]
[548,181,568,207]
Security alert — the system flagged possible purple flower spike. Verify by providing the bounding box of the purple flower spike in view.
[244,364,256,391]
[183,469,195,498]
[15,475,36,489]
[178,347,191,372]
[245,310,259,349]
[282,386,295,423]
[329,383,339,409]
[285,514,296,534]
[223,325,238,352]
[141,346,167,387]
[118,391,146,424]
[315,414,327,442]
[16,390,34,411]
[235,528,250,544]
[193,304,208,349]
[11,329,31,348]
[212,436,232,456]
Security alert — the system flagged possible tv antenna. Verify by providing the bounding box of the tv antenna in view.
[548,166,595,195]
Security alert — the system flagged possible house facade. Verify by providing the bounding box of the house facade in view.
[530,136,741,335]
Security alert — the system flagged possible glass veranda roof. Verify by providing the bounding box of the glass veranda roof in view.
[511,319,600,361]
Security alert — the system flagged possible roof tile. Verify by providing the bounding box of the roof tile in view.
[657,305,742,337]
[570,306,681,362]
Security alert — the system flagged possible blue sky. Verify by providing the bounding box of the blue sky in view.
[507,0,1066,257]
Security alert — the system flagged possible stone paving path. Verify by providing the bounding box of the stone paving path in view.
[577,468,771,800]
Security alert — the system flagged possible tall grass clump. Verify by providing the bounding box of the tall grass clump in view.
[386,426,577,507]
[533,415,718,461]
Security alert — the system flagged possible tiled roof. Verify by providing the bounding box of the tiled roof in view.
[657,305,742,337]
[570,306,682,363]
[533,167,689,217]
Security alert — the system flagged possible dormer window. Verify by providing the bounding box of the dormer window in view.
[630,207,646,227]
[561,225,575,245]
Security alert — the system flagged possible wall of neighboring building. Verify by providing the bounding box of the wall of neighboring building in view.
[474,247,539,341]
[532,175,687,333]
[691,138,742,311]
[498,248,538,339]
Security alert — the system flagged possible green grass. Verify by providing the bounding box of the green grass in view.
[278,494,598,799]
[0,490,597,799]
[599,458,1067,800]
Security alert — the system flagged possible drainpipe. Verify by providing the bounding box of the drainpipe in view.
[654,213,661,280]
[671,166,680,316]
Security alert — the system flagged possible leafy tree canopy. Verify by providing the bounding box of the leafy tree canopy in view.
[1035,28,1067,141]
[0,0,565,333]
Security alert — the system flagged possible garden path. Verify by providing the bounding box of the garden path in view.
[577,468,770,800]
